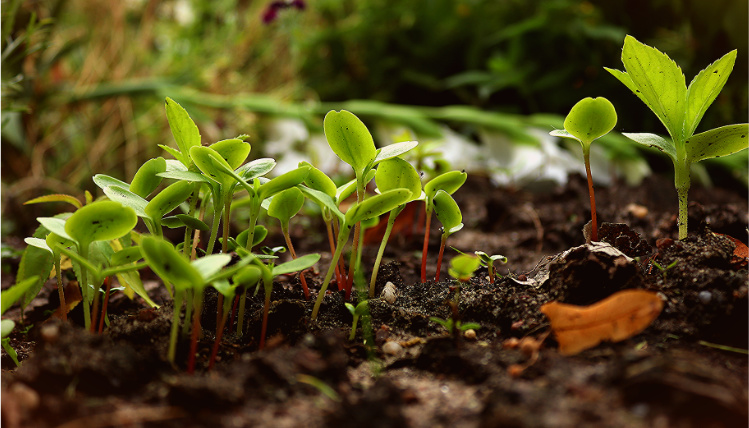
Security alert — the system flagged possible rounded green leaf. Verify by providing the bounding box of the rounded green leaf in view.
[102,185,148,218]
[130,157,167,198]
[563,97,617,145]
[267,187,305,223]
[141,236,201,290]
[424,170,467,200]
[345,189,412,225]
[190,145,234,187]
[324,110,377,176]
[110,246,143,266]
[257,166,310,200]
[233,265,263,287]
[448,254,480,281]
[210,139,251,170]
[144,180,193,220]
[300,161,337,197]
[238,158,276,180]
[65,201,138,246]
[433,190,462,232]
[273,253,320,276]
[375,157,421,201]
[191,254,232,280]
[1,319,15,337]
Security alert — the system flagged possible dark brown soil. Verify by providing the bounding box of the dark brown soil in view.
[2,174,747,428]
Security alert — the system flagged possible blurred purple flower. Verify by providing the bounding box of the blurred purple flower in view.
[262,0,306,24]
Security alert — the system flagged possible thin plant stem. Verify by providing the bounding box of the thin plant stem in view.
[312,234,348,320]
[325,219,343,287]
[259,280,272,349]
[420,208,433,282]
[90,286,99,333]
[583,149,598,242]
[209,308,229,370]
[205,207,222,255]
[187,290,204,374]
[236,288,247,336]
[435,234,448,282]
[182,288,194,337]
[54,256,66,322]
[97,277,111,334]
[282,226,310,300]
[370,207,402,297]
[675,158,690,240]
[168,289,184,364]
[80,246,92,330]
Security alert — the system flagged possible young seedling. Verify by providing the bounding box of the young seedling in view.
[324,110,417,296]
[23,232,75,321]
[344,300,369,341]
[311,188,413,320]
[369,157,423,297]
[453,248,508,284]
[208,277,246,369]
[267,187,312,299]
[420,170,467,282]
[429,316,481,337]
[605,35,748,239]
[550,97,617,242]
[432,190,464,282]
[1,276,39,366]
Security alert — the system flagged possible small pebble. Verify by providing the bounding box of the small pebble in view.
[626,203,649,219]
[381,281,397,304]
[382,341,403,356]
[698,290,712,304]
[463,329,477,340]
[40,324,59,343]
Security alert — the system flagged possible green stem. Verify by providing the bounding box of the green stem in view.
[168,289,184,364]
[79,244,92,330]
[370,207,402,298]
[206,207,222,255]
[312,227,351,320]
[420,205,433,283]
[187,289,204,374]
[675,159,691,240]
[182,288,194,337]
[54,255,66,322]
[236,288,247,336]
[349,315,360,341]
[259,281,272,349]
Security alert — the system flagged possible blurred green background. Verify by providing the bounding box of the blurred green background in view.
[2,0,747,238]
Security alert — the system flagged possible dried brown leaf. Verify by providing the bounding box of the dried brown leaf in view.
[540,289,663,356]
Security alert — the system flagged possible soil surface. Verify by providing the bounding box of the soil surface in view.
[2,173,747,428]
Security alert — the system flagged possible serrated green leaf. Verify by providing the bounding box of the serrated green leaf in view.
[273,253,320,276]
[685,50,737,137]
[685,124,749,164]
[165,97,201,166]
[24,194,82,209]
[2,276,40,315]
[267,187,305,223]
[65,201,138,246]
[144,180,193,221]
[433,190,462,232]
[324,110,377,177]
[618,35,687,142]
[562,97,617,145]
[130,157,167,198]
[622,133,677,161]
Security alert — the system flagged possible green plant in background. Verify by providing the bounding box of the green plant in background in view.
[430,254,481,342]
[344,300,370,341]
[369,157,423,297]
[550,97,617,242]
[605,35,749,240]
[432,190,464,282]
[420,170,467,282]
[453,249,508,284]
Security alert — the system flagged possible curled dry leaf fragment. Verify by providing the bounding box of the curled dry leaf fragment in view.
[540,289,663,356]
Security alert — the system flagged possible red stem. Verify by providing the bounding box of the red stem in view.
[435,235,447,282]
[228,294,240,331]
[97,277,111,334]
[584,153,598,242]
[326,221,343,288]
[187,297,202,374]
[208,313,228,370]
[420,211,432,283]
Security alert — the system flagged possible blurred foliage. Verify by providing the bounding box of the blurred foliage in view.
[1,0,746,239]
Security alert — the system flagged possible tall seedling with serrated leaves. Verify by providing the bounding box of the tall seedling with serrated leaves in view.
[605,35,749,239]
[550,97,617,242]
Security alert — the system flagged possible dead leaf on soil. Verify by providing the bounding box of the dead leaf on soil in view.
[716,233,748,269]
[540,289,663,356]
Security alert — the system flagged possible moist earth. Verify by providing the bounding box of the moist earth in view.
[2,174,747,428]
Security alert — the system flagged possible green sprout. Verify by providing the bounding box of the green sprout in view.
[432,190,464,282]
[474,251,507,284]
[344,300,369,341]
[420,170,467,282]
[550,97,617,242]
[369,157,423,297]
[429,317,481,336]
[267,187,312,300]
[605,35,748,239]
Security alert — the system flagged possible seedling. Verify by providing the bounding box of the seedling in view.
[605,35,748,239]
[344,300,369,341]
[209,277,246,369]
[267,187,312,299]
[420,170,467,282]
[1,276,39,366]
[311,188,413,320]
[651,259,679,279]
[369,157,423,297]
[323,110,417,296]
[429,316,481,336]
[453,249,508,284]
[432,190,464,281]
[550,97,617,242]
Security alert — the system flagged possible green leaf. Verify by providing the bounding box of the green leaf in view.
[257,166,310,200]
[273,253,320,276]
[92,174,131,191]
[1,319,15,337]
[433,190,462,232]
[191,254,232,280]
[685,124,749,164]
[345,189,412,225]
[237,158,276,180]
[157,170,211,183]
[110,246,143,266]
[212,279,239,299]
[191,145,234,188]
[622,133,677,161]
[324,110,377,177]
[300,161,337,197]
[144,180,193,221]
[448,254,480,281]
[210,138,251,170]
[36,217,72,241]
[373,141,419,165]
[561,97,617,146]
[101,185,148,218]
[65,201,138,246]
[176,214,210,231]
[140,236,202,290]
[685,50,737,138]
[424,170,467,200]
[24,194,82,209]
[613,35,688,142]
[129,157,167,198]
[267,187,305,223]
[298,186,344,222]
[158,144,185,164]
[165,97,201,167]
[24,237,51,253]
[233,265,263,286]
[374,157,422,201]
[1,276,39,315]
